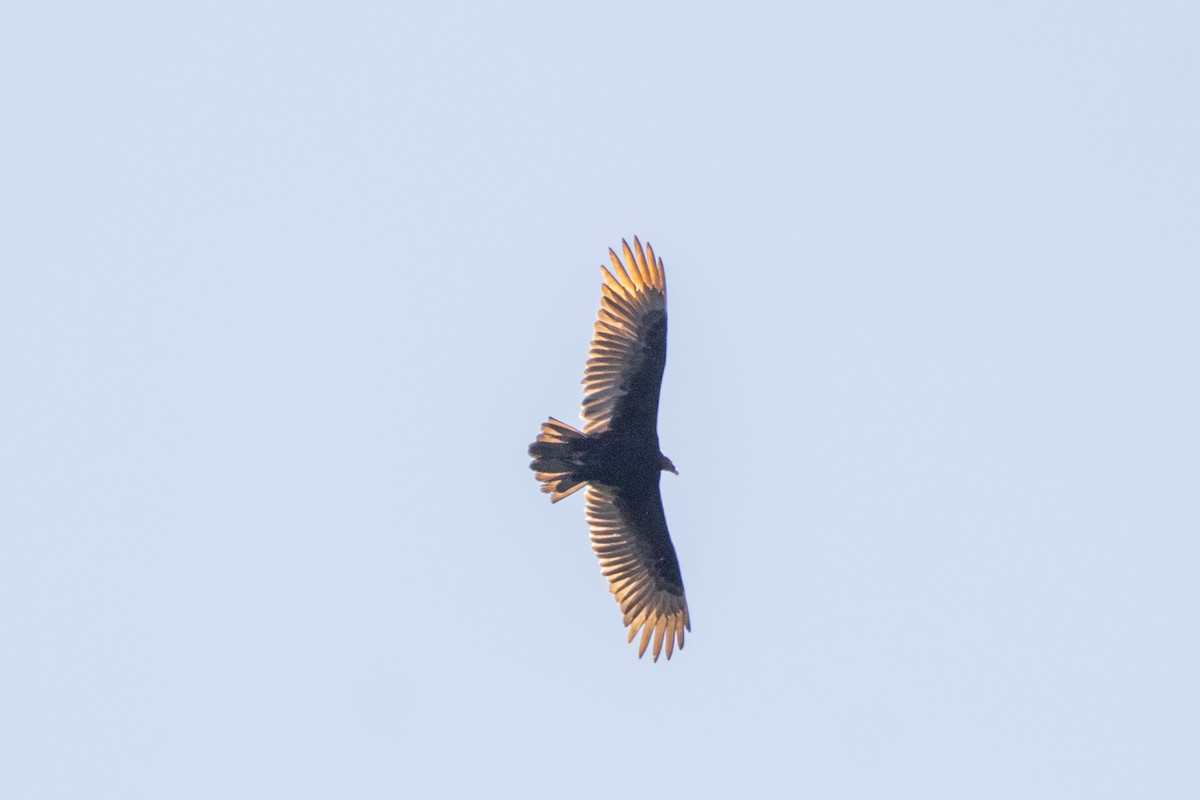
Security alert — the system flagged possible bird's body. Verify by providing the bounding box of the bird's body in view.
[528,238,689,661]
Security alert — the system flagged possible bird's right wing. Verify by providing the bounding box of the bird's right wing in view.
[585,483,690,661]
[580,238,667,436]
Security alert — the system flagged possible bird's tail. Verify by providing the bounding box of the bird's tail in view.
[528,418,591,502]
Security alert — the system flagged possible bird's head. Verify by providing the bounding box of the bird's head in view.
[660,453,679,475]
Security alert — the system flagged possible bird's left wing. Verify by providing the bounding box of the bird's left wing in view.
[585,483,690,661]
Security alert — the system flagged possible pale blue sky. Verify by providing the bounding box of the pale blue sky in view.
[3,2,1198,797]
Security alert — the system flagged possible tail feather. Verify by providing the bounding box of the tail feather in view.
[528,417,590,502]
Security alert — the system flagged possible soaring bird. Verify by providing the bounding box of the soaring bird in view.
[528,237,689,661]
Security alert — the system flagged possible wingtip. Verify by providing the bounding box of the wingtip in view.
[608,236,665,292]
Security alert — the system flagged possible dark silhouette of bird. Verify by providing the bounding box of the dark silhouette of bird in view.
[528,237,689,661]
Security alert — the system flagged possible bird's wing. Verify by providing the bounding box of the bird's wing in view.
[585,483,689,661]
[580,237,667,436]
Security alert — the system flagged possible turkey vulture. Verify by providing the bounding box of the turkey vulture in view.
[528,237,689,661]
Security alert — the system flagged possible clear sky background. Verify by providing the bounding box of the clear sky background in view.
[3,2,1198,798]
